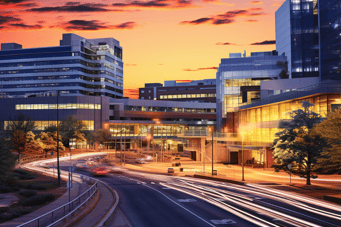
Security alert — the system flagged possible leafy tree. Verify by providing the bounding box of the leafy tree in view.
[7,113,36,136]
[59,116,88,147]
[314,108,341,173]
[24,131,43,155]
[12,130,27,156]
[0,130,14,184]
[37,132,65,157]
[44,125,58,133]
[93,129,111,148]
[272,101,330,185]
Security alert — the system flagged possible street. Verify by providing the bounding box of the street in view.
[59,157,341,227]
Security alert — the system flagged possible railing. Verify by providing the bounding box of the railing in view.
[16,157,100,227]
[17,176,98,227]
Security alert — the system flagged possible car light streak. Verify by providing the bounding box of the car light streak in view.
[167,181,322,227]
[160,182,279,227]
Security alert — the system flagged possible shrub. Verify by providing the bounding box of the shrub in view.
[19,190,37,197]
[21,184,46,190]
[31,185,47,190]
[0,186,11,193]
[11,207,34,215]
[0,213,12,221]
[22,194,55,206]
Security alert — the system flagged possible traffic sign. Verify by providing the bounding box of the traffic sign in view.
[287,164,292,170]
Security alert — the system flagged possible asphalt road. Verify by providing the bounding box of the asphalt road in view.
[59,157,341,227]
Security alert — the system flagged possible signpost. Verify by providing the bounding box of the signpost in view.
[287,164,292,184]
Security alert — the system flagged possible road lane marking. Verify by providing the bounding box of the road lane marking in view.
[144,184,216,227]
[211,219,236,224]
[151,182,155,184]
[177,199,196,202]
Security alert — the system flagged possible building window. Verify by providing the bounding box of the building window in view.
[141,90,144,93]
[15,103,101,110]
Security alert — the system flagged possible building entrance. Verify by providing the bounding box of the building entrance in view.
[230,152,238,164]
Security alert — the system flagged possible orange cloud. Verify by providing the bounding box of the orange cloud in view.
[249,1,263,5]
[124,88,139,99]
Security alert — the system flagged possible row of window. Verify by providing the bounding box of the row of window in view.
[109,124,183,137]
[0,66,123,78]
[225,78,267,87]
[4,120,94,131]
[124,105,216,113]
[0,82,123,92]
[159,93,216,99]
[0,75,123,87]
[15,103,101,110]
[0,59,99,68]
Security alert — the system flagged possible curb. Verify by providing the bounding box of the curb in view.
[60,190,101,227]
[94,182,120,227]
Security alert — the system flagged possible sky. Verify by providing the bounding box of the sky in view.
[0,0,284,98]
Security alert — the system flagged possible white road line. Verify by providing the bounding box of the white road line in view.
[144,184,216,227]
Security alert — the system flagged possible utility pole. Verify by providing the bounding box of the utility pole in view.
[242,133,245,181]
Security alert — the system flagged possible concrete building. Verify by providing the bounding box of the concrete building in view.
[139,79,216,103]
[275,0,319,79]
[0,33,123,98]
[216,51,286,131]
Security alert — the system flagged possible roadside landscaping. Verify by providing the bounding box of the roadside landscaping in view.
[0,168,66,223]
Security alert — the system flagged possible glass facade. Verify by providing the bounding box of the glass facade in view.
[159,93,216,99]
[4,120,94,131]
[237,94,341,145]
[109,124,184,137]
[0,34,123,98]
[15,103,101,110]
[216,53,286,130]
[276,0,319,79]
[124,105,216,113]
[319,0,341,81]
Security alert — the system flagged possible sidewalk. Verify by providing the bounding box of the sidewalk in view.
[73,182,119,227]
[0,180,88,227]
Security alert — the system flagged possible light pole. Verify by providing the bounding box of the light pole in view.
[241,133,245,181]
[56,91,61,187]
[210,126,214,176]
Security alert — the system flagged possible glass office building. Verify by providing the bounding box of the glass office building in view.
[0,33,123,98]
[319,0,341,81]
[216,51,286,131]
[276,0,319,79]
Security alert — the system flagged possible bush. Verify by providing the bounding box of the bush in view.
[22,194,55,206]
[21,184,47,190]
[10,207,34,215]
[275,168,280,172]
[0,213,12,221]
[19,190,37,197]
[13,169,36,180]
[11,207,34,215]
[31,185,47,190]
[0,186,11,193]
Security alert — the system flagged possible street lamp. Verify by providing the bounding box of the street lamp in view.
[56,91,61,187]
[209,126,215,176]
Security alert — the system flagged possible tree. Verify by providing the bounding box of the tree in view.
[59,116,88,148]
[0,129,14,184]
[7,113,36,136]
[314,108,341,173]
[37,132,65,158]
[277,61,289,79]
[44,125,58,133]
[93,129,111,148]
[12,130,26,156]
[272,101,330,185]
[24,131,43,155]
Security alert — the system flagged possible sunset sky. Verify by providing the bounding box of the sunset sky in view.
[0,0,284,98]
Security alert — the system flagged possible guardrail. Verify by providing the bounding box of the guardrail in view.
[17,178,98,227]
[16,158,99,227]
